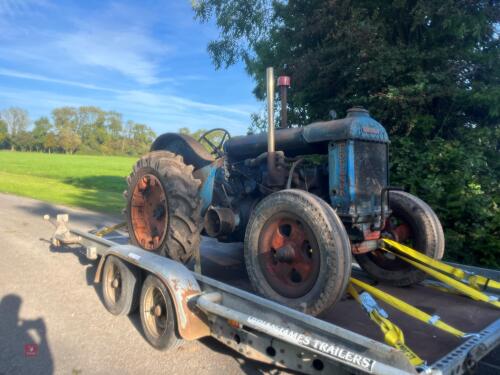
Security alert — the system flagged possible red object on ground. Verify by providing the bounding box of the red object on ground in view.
[24,343,38,357]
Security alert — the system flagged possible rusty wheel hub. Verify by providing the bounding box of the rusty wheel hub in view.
[258,214,320,298]
[372,215,414,266]
[130,174,168,251]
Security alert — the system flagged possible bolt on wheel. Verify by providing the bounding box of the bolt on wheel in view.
[139,275,183,351]
[245,189,351,316]
[101,256,141,316]
[355,191,445,286]
[258,213,320,298]
[130,174,168,251]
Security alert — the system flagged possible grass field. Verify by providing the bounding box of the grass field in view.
[0,151,138,213]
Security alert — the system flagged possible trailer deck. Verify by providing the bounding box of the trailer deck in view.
[48,215,500,375]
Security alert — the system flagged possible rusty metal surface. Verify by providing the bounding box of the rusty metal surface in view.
[257,213,320,298]
[130,174,168,251]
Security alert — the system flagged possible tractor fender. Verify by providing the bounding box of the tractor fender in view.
[150,133,214,170]
[95,244,210,340]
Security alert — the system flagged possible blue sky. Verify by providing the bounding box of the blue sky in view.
[0,0,261,135]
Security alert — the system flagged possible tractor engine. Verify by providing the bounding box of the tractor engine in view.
[202,106,389,246]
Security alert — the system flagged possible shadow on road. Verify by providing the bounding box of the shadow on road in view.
[0,295,54,375]
[16,200,121,230]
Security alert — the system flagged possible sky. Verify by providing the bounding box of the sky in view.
[0,0,261,135]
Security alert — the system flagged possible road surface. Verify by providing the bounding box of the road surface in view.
[0,193,289,375]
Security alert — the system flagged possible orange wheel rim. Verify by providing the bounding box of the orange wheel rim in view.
[130,174,168,251]
[258,213,320,298]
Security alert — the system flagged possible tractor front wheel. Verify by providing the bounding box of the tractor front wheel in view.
[355,191,445,286]
[244,189,352,316]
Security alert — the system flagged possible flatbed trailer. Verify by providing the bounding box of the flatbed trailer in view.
[48,215,500,375]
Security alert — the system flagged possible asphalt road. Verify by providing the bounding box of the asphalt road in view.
[0,193,288,375]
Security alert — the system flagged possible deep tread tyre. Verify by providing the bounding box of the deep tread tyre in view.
[355,191,445,286]
[140,275,183,351]
[101,256,141,316]
[124,151,202,263]
[244,189,352,316]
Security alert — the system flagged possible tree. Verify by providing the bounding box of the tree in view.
[32,117,52,151]
[58,128,81,154]
[12,131,35,151]
[195,0,500,267]
[0,107,30,150]
[44,132,57,153]
[52,107,78,132]
[77,106,107,152]
[0,119,7,146]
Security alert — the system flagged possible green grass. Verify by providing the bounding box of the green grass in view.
[0,151,138,213]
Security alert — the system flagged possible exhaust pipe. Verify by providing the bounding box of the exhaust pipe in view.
[278,75,291,128]
[204,207,237,237]
[266,67,276,179]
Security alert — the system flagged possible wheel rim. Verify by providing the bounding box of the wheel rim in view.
[143,284,169,338]
[103,262,122,305]
[257,213,321,298]
[370,214,415,270]
[130,174,168,251]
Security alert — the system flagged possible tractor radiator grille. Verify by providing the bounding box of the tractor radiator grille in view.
[354,141,387,210]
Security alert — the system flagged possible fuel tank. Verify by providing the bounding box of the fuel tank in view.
[224,107,389,160]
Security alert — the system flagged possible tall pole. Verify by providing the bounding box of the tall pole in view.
[266,67,276,183]
[266,67,275,154]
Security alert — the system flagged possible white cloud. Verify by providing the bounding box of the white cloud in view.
[57,27,169,85]
[0,67,119,92]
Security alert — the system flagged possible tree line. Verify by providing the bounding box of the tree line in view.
[0,106,156,156]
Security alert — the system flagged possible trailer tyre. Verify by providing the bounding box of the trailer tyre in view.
[355,191,445,286]
[140,274,183,351]
[124,151,202,263]
[245,189,352,316]
[101,256,141,316]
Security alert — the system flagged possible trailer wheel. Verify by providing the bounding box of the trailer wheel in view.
[101,256,141,316]
[140,275,183,351]
[124,151,202,263]
[355,191,445,286]
[244,189,351,316]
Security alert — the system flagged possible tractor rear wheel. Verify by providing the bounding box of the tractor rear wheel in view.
[124,151,202,263]
[355,191,445,286]
[244,189,352,316]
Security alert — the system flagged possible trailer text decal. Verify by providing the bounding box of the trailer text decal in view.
[247,316,375,372]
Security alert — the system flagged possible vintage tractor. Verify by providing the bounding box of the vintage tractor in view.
[124,68,444,316]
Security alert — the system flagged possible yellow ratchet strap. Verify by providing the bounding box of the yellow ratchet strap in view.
[381,240,500,309]
[382,238,500,292]
[347,284,425,367]
[95,222,127,237]
[350,278,466,338]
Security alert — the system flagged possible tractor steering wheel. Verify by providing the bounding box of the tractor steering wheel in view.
[198,128,231,158]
